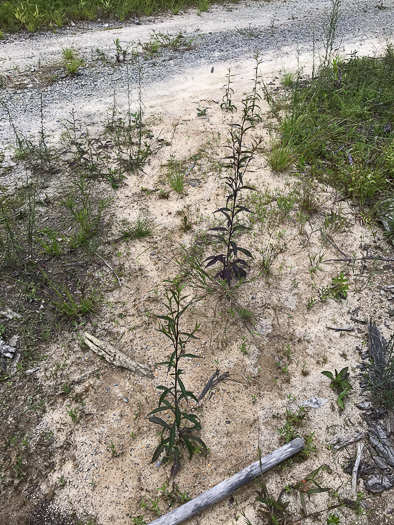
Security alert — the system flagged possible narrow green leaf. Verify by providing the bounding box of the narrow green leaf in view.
[148,416,170,430]
[175,405,181,428]
[168,423,176,455]
[237,246,253,258]
[183,435,194,460]
[151,440,169,463]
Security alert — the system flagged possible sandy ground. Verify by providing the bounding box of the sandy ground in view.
[1,1,394,524]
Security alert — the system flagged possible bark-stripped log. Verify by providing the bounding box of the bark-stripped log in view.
[149,437,304,525]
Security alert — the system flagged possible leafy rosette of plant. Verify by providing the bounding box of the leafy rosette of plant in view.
[205,98,262,285]
[321,367,352,409]
[148,277,207,477]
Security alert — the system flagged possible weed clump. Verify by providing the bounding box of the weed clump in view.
[119,216,152,241]
[276,46,393,220]
[266,143,294,173]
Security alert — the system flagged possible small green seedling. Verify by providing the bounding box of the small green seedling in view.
[321,367,352,409]
[331,272,349,299]
[109,442,118,457]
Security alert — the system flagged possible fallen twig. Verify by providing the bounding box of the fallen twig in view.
[325,256,394,263]
[350,316,367,325]
[322,233,350,260]
[352,443,364,497]
[326,326,355,332]
[198,369,229,403]
[291,504,343,524]
[95,252,122,287]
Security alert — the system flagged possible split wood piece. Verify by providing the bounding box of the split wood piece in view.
[350,316,367,325]
[148,438,304,525]
[83,332,153,378]
[330,432,366,451]
[352,443,364,497]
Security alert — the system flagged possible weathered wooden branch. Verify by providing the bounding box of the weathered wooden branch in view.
[352,443,363,497]
[83,332,153,378]
[330,432,366,450]
[148,438,304,525]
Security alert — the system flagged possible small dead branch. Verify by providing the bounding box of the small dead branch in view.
[291,504,343,524]
[352,443,364,497]
[83,332,153,378]
[326,326,355,332]
[95,252,122,287]
[325,256,394,263]
[198,369,229,403]
[322,233,350,260]
[330,433,366,451]
[350,316,367,325]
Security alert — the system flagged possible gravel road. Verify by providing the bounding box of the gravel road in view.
[0,0,392,146]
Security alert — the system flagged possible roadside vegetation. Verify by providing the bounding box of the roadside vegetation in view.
[0,0,224,33]
[267,46,394,234]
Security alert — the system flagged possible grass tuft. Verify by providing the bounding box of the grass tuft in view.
[0,0,218,33]
[266,143,295,172]
[276,46,393,217]
[119,216,152,240]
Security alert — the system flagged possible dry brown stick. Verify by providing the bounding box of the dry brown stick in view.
[148,438,304,525]
[95,252,122,287]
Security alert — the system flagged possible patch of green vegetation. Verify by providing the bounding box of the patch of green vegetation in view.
[275,47,393,226]
[118,215,153,240]
[0,0,223,33]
